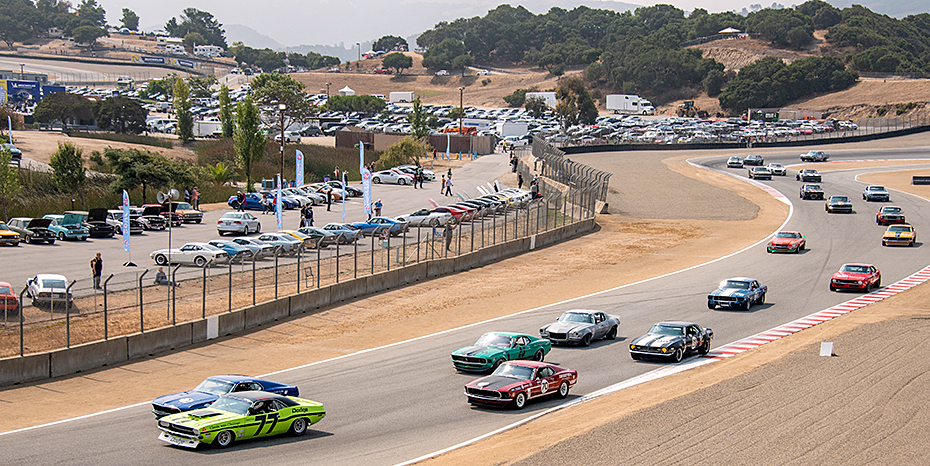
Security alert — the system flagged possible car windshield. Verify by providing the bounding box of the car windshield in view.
[0,285,11,294]
[210,396,251,415]
[195,378,235,395]
[721,280,750,289]
[475,333,513,348]
[41,279,66,289]
[883,207,901,213]
[841,265,869,274]
[558,312,593,324]
[177,203,193,210]
[832,196,849,202]
[491,364,535,380]
[110,212,123,220]
[888,226,911,232]
[806,185,822,190]
[650,324,684,336]
[775,232,800,239]
[870,186,885,191]
[0,223,9,230]
[222,213,243,219]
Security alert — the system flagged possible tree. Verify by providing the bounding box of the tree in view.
[140,74,176,99]
[33,92,95,129]
[120,8,139,30]
[452,54,474,76]
[372,35,408,52]
[0,0,39,49]
[104,148,191,203]
[95,96,148,134]
[421,38,466,70]
[218,84,234,138]
[182,32,206,50]
[173,78,194,142]
[703,69,726,97]
[233,98,265,191]
[49,142,87,208]
[381,52,413,75]
[166,8,226,48]
[524,95,548,118]
[72,25,106,46]
[0,146,19,221]
[555,77,597,130]
[187,75,217,98]
[76,0,106,27]
[378,136,429,169]
[323,95,386,115]
[250,73,314,133]
[209,162,234,185]
[408,97,430,140]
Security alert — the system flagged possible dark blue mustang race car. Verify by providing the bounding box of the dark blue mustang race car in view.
[152,375,299,418]
[707,277,767,310]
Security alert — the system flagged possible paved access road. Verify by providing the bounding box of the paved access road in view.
[2,148,929,465]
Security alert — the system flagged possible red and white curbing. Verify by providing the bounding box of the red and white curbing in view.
[703,265,930,360]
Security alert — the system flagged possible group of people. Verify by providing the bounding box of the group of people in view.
[183,187,200,210]
[439,168,454,196]
[410,166,427,189]
[299,204,314,228]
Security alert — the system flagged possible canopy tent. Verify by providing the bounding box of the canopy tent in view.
[718,27,741,33]
[338,86,355,96]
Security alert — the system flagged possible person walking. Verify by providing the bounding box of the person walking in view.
[191,187,200,210]
[412,168,418,189]
[334,166,340,180]
[444,176,453,196]
[90,252,103,290]
[440,175,446,193]
[518,172,524,190]
[374,199,383,216]
[306,205,314,226]
[326,189,332,211]
[417,167,425,189]
[236,191,245,212]
[299,206,307,228]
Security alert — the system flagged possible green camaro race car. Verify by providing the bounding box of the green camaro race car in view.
[157,391,325,448]
[451,331,551,372]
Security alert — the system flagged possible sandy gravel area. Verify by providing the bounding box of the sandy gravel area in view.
[11,130,195,165]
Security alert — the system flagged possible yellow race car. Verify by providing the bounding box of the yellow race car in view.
[0,221,21,246]
[882,224,916,247]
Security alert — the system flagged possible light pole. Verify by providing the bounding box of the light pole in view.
[279,103,286,186]
[458,86,465,135]
[357,43,361,64]
[19,64,25,80]
[325,82,332,97]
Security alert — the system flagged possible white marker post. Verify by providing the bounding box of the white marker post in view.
[820,342,834,357]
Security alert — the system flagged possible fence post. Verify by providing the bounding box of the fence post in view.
[371,229,377,275]
[19,286,27,356]
[493,211,496,244]
[317,240,321,289]
[417,226,421,263]
[503,208,507,241]
[66,280,75,348]
[336,235,341,284]
[139,270,148,333]
[202,264,208,318]
[103,274,114,340]
[171,265,180,325]
[457,218,462,256]
[252,256,256,306]
[471,217,475,252]
[297,247,302,293]
[274,249,279,299]
[386,232,390,272]
[228,260,233,313]
[354,236,358,279]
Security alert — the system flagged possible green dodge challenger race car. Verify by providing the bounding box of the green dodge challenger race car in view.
[157,391,325,448]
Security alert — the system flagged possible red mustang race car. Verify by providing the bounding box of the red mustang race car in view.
[767,231,806,253]
[464,361,577,409]
[830,263,881,292]
[876,206,906,226]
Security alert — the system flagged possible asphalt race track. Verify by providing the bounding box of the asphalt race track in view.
[3,147,930,465]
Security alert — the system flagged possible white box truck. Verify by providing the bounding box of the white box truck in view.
[606,94,656,115]
[525,91,557,108]
[496,122,528,138]
[389,91,415,103]
[194,120,223,137]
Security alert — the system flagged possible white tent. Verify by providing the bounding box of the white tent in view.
[718,27,741,34]
[338,86,355,96]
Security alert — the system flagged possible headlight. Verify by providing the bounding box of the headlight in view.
[767,242,773,247]
[569,331,583,338]
[539,329,548,336]
[159,421,169,428]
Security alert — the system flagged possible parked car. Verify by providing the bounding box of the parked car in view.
[230,237,275,259]
[539,310,620,346]
[150,242,227,267]
[156,391,325,448]
[207,239,253,262]
[321,223,360,244]
[800,150,830,162]
[2,143,22,165]
[279,229,321,249]
[217,212,262,235]
[876,206,906,225]
[151,375,300,418]
[42,214,90,241]
[451,332,552,372]
[163,201,203,223]
[862,185,890,202]
[629,321,713,362]
[273,131,301,143]
[296,226,339,247]
[464,361,576,409]
[435,69,450,76]
[371,169,415,185]
[106,210,145,235]
[25,274,72,307]
[349,217,409,236]
[830,263,881,291]
[826,195,853,213]
[75,209,117,237]
[325,180,362,197]
[131,206,168,230]
[0,221,21,246]
[142,204,181,227]
[7,217,55,244]
[255,233,302,255]
[395,208,453,227]
[0,281,18,314]
[707,277,767,310]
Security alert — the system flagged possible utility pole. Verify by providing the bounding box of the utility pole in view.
[279,103,286,186]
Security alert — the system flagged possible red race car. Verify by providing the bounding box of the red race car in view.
[767,231,806,253]
[0,281,18,313]
[876,206,906,226]
[830,263,881,292]
[464,360,577,409]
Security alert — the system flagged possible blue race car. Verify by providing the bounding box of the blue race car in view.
[349,217,410,236]
[228,192,299,211]
[151,375,299,418]
[707,277,767,310]
[207,239,254,262]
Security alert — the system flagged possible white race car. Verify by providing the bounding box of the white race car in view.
[150,242,227,267]
[371,169,415,185]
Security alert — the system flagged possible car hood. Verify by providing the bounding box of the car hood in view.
[884,230,914,237]
[142,206,163,216]
[467,375,526,391]
[61,213,85,226]
[829,200,851,205]
[153,390,218,410]
[709,287,751,298]
[542,321,591,334]
[630,333,680,348]
[162,408,240,428]
[88,208,109,221]
[452,345,505,359]
[770,238,800,245]
[26,218,52,229]
[833,272,871,280]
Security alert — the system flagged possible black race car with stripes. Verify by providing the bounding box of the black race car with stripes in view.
[629,321,714,363]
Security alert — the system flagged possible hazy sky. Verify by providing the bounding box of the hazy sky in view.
[98,0,766,49]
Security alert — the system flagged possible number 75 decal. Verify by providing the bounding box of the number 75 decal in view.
[254,413,280,434]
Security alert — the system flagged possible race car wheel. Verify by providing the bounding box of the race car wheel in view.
[671,347,684,363]
[699,340,711,355]
[47,239,55,244]
[874,278,881,289]
[557,382,570,399]
[757,293,765,305]
[154,254,168,265]
[533,349,544,361]
[512,392,527,410]
[372,177,381,184]
[194,256,207,267]
[707,301,715,310]
[255,223,261,234]
[580,333,593,347]
[830,284,837,292]
[290,417,308,436]
[882,241,887,247]
[215,430,234,448]
[398,178,407,185]
[58,232,65,240]
[606,326,617,340]
[743,299,751,311]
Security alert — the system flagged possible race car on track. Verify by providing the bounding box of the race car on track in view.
[156,391,325,448]
[748,166,772,180]
[876,206,906,225]
[767,231,806,253]
[862,185,890,202]
[743,154,764,166]
[707,277,767,310]
[726,156,743,168]
[464,361,577,409]
[539,310,620,346]
[800,184,824,200]
[451,332,551,372]
[766,163,787,176]
[629,321,714,362]
[826,195,853,213]
[152,375,300,418]
[800,150,830,162]
[797,169,822,182]
[830,263,881,292]
[882,224,916,247]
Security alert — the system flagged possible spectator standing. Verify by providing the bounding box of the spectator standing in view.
[236,191,245,212]
[184,187,191,203]
[374,199,383,216]
[440,175,446,193]
[90,252,103,290]
[417,167,425,188]
[518,172,524,190]
[261,195,272,214]
[444,221,455,251]
[444,176,453,196]
[326,189,332,211]
[305,205,314,226]
[334,166,340,180]
[191,187,200,210]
